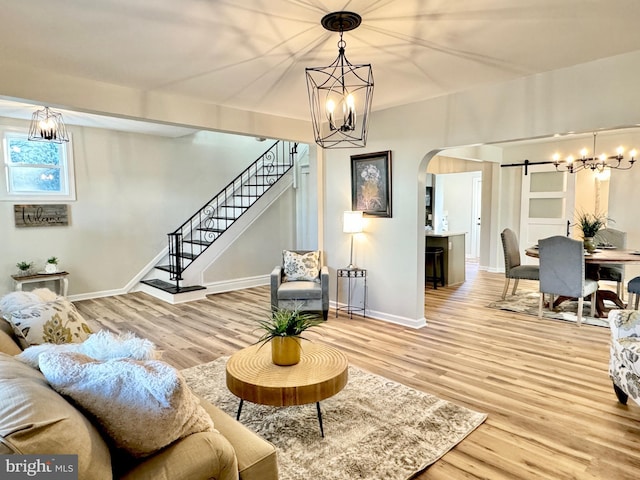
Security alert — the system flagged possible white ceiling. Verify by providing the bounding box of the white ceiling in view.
[3,0,640,125]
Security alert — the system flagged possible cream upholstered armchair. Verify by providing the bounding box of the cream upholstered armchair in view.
[270,250,329,320]
[608,309,640,407]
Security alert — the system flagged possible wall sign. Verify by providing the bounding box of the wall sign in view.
[14,204,70,228]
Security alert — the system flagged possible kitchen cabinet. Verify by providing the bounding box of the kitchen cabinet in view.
[425,231,466,285]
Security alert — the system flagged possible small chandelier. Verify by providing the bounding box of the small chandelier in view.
[305,11,374,149]
[552,132,636,173]
[28,106,69,143]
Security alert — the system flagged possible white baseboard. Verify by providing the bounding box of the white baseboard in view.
[204,275,269,294]
[69,275,270,304]
[330,301,427,329]
[68,288,127,302]
[485,266,504,273]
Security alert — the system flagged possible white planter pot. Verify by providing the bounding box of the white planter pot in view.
[44,263,58,273]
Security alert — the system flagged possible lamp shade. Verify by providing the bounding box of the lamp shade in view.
[343,211,363,234]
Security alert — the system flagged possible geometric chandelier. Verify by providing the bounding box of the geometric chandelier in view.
[305,11,374,149]
[551,132,636,174]
[28,106,70,143]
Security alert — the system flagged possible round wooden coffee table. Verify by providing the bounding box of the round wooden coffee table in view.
[226,340,348,437]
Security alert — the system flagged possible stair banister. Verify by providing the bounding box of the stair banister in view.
[164,140,297,289]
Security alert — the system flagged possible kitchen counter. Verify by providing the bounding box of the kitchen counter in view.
[425,231,466,286]
[425,230,467,238]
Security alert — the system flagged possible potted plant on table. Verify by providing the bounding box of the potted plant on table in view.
[16,261,33,277]
[255,307,324,366]
[45,256,59,273]
[576,210,608,253]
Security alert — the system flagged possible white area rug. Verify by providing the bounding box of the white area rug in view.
[488,291,611,327]
[182,357,486,480]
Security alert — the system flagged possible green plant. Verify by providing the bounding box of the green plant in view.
[16,261,33,271]
[47,256,58,264]
[254,307,324,347]
[576,210,609,238]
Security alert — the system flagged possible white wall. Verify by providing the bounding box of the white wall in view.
[439,171,481,256]
[427,156,483,256]
[0,118,297,296]
[203,189,297,284]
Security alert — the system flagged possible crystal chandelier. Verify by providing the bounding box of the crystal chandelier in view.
[305,11,374,149]
[552,132,636,173]
[28,106,69,143]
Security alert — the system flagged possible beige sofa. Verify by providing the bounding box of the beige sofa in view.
[0,317,278,480]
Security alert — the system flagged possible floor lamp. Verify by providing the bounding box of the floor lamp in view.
[343,211,363,269]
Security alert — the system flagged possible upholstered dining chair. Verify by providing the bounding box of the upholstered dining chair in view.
[538,236,598,326]
[594,227,627,299]
[500,228,540,299]
[627,276,640,310]
[270,250,329,320]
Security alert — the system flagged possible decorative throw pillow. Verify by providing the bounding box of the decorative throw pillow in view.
[39,352,215,458]
[17,329,161,369]
[283,250,320,282]
[0,353,113,479]
[0,291,43,316]
[0,288,59,316]
[31,287,60,303]
[6,299,92,349]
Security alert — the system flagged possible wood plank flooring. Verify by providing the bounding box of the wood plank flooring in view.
[74,264,640,480]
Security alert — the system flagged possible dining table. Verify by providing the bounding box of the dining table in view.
[525,246,640,317]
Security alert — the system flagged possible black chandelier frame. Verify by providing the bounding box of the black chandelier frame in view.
[305,11,374,149]
[501,132,637,175]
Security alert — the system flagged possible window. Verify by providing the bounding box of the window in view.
[1,130,75,201]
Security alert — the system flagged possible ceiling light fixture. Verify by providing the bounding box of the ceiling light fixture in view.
[305,11,374,149]
[551,132,636,173]
[501,131,637,175]
[28,106,69,143]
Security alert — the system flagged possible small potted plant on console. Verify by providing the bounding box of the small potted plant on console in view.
[45,256,59,273]
[16,261,33,277]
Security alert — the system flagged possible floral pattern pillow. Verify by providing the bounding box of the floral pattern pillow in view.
[283,250,320,282]
[5,299,93,349]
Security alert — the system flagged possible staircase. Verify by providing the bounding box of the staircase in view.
[141,140,298,296]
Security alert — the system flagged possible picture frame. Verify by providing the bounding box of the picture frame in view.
[351,150,392,217]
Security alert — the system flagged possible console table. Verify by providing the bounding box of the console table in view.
[11,271,69,297]
[335,268,367,318]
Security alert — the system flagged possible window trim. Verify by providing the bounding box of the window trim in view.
[1,127,76,202]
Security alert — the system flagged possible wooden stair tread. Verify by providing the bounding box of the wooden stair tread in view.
[141,279,206,294]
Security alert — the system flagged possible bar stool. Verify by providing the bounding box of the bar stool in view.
[627,276,640,309]
[425,246,445,289]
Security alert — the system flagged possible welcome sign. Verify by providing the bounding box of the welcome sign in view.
[14,204,69,228]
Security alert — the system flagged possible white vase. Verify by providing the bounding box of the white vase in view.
[44,263,58,273]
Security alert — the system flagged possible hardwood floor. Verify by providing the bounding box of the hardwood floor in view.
[74,264,640,480]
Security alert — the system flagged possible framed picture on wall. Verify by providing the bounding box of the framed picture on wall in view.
[351,150,392,217]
